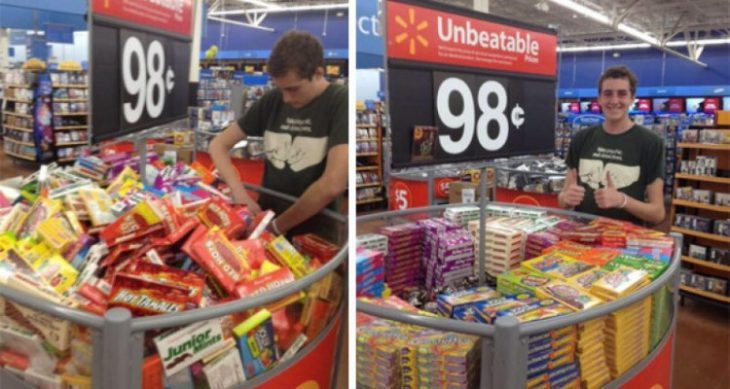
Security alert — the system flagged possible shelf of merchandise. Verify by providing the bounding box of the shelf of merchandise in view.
[670,227,730,244]
[671,131,730,302]
[4,138,35,147]
[681,256,730,273]
[356,102,385,209]
[357,182,382,189]
[357,196,384,205]
[53,112,89,116]
[4,150,36,161]
[3,124,33,133]
[50,70,89,164]
[3,111,33,118]
[2,72,39,163]
[674,173,730,185]
[679,285,730,303]
[56,141,89,147]
[677,142,730,151]
[672,199,730,213]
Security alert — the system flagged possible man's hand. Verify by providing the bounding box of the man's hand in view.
[231,186,262,215]
[560,168,585,208]
[595,171,624,209]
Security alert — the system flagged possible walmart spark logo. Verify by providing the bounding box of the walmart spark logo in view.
[393,8,429,55]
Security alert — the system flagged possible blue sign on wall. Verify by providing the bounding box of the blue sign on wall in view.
[45,24,74,44]
[356,0,384,69]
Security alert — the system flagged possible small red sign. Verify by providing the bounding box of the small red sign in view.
[668,98,684,113]
[92,0,194,37]
[704,98,720,113]
[387,1,557,77]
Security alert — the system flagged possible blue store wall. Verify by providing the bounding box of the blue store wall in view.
[202,11,348,59]
[558,45,730,89]
[0,0,87,31]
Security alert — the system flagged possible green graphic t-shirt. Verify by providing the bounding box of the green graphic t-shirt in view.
[236,83,347,238]
[565,125,665,224]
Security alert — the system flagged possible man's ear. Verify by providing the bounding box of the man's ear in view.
[314,66,325,80]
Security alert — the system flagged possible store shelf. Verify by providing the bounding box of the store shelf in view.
[5,84,31,88]
[4,97,33,103]
[4,150,36,161]
[357,197,384,205]
[3,111,32,118]
[53,98,88,103]
[674,173,730,185]
[679,285,730,303]
[681,256,730,273]
[5,138,35,147]
[357,182,382,189]
[357,124,378,128]
[357,153,379,157]
[670,226,730,244]
[55,125,89,130]
[53,84,87,88]
[54,112,88,116]
[356,138,378,142]
[56,141,88,147]
[357,166,379,171]
[672,199,730,213]
[58,157,77,163]
[677,143,730,151]
[2,125,34,133]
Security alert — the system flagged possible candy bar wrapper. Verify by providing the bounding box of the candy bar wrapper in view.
[231,238,267,271]
[538,282,603,311]
[0,348,29,370]
[37,216,78,252]
[31,253,78,294]
[108,274,189,316]
[234,267,296,299]
[5,300,73,355]
[247,210,275,240]
[153,319,226,377]
[233,309,278,379]
[203,345,246,388]
[304,297,332,339]
[142,355,164,389]
[603,254,668,281]
[292,233,339,261]
[17,198,62,239]
[78,188,116,227]
[99,201,163,245]
[191,227,252,294]
[436,286,499,317]
[266,236,311,279]
[126,261,206,306]
[590,268,649,299]
[197,197,247,238]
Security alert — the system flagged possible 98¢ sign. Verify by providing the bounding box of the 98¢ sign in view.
[120,30,184,129]
[431,71,553,160]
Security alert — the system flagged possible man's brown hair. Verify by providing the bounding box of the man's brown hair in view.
[598,66,638,96]
[268,31,324,80]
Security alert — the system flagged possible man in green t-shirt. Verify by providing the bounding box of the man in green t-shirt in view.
[559,66,666,225]
[209,31,348,237]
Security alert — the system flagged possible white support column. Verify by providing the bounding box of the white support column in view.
[0,29,8,69]
[189,0,204,83]
[474,0,489,13]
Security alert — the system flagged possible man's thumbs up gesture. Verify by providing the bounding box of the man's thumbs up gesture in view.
[595,171,626,209]
[559,168,585,208]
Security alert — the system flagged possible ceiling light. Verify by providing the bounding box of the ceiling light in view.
[558,43,650,52]
[211,3,348,16]
[617,23,658,45]
[666,38,730,46]
[548,0,610,24]
[236,0,282,10]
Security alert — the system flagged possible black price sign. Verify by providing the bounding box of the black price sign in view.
[91,4,192,141]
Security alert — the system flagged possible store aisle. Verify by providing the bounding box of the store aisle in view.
[674,300,730,389]
[0,142,38,179]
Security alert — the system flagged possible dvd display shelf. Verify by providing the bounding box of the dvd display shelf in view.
[50,69,90,162]
[670,129,730,305]
[2,70,40,162]
[356,102,385,209]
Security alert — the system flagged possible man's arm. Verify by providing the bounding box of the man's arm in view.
[208,122,261,213]
[273,144,348,233]
[624,178,666,225]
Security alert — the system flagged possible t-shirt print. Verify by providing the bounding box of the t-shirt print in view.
[263,131,328,172]
[579,158,640,190]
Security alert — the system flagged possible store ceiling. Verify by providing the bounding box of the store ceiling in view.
[436,0,730,49]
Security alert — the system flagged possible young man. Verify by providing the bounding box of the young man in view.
[209,31,348,236]
[559,66,666,225]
